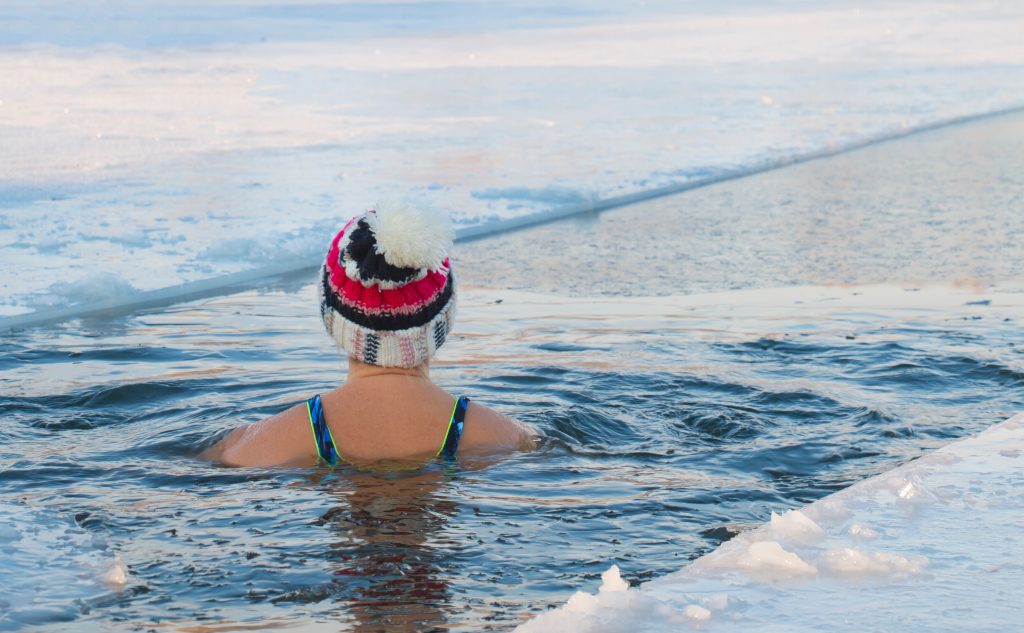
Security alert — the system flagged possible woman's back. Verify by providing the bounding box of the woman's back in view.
[209,363,534,467]
[204,202,534,468]
[322,373,533,461]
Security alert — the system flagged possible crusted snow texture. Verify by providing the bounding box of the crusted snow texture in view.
[599,565,629,592]
[516,412,1024,632]
[366,202,454,270]
[819,548,927,579]
[768,510,825,545]
[736,541,818,580]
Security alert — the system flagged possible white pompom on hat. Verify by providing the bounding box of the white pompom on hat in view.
[318,203,457,368]
[365,201,454,270]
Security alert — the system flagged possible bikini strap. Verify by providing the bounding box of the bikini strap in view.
[439,396,470,461]
[306,394,341,466]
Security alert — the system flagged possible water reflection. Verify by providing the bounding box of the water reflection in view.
[2,283,1022,632]
[314,468,458,632]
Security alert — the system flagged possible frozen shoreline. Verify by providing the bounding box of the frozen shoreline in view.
[3,0,1024,316]
[517,411,1024,632]
[5,102,1023,333]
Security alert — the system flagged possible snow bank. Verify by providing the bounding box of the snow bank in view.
[517,412,1024,632]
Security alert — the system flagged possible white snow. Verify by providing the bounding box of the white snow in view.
[818,548,927,580]
[27,272,141,310]
[768,510,825,545]
[2,0,1024,315]
[683,604,711,621]
[598,565,629,593]
[735,541,818,581]
[847,523,880,540]
[516,411,1024,632]
[895,477,939,509]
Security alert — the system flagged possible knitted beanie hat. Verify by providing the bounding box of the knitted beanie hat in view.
[318,203,456,368]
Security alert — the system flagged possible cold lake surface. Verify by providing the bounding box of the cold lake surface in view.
[3,111,1023,630]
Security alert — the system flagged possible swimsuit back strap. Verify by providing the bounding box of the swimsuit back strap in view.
[306,394,341,466]
[439,396,470,460]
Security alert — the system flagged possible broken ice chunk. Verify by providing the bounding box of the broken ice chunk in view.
[737,541,817,581]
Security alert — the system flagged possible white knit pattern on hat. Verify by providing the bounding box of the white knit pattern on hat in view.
[320,278,457,368]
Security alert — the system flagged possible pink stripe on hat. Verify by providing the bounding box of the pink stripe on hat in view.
[319,204,456,368]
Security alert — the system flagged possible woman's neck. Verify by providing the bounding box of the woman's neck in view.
[346,358,430,382]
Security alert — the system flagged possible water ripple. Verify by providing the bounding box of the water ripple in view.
[1,285,1022,631]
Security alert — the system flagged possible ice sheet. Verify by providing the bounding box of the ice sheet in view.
[516,411,1024,632]
[2,0,1024,315]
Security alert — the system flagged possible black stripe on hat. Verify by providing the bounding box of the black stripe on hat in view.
[364,333,379,364]
[433,320,446,349]
[345,219,422,285]
[321,266,455,332]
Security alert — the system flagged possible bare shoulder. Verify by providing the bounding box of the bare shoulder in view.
[460,400,538,453]
[201,402,315,467]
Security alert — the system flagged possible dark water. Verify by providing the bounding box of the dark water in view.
[1,281,1021,632]
[3,113,1024,632]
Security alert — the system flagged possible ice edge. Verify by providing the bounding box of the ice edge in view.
[3,103,1023,333]
[515,411,1024,632]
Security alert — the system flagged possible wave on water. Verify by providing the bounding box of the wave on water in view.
[1,282,1021,630]
[0,502,132,631]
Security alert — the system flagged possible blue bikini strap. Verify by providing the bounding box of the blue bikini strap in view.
[439,396,470,460]
[306,394,340,466]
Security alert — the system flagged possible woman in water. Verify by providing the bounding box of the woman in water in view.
[205,203,535,467]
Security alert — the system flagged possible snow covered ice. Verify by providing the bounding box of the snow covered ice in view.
[2,0,1024,316]
[768,510,824,546]
[516,412,1024,632]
